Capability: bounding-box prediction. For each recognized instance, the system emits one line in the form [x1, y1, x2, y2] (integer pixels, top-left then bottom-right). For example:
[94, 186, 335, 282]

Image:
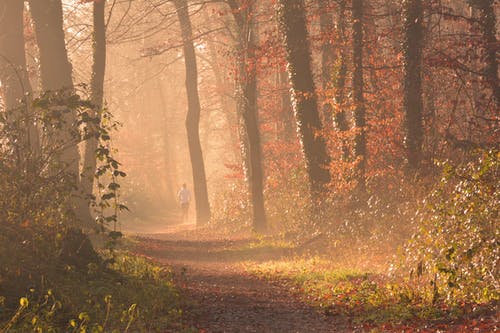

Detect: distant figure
[177, 183, 191, 223]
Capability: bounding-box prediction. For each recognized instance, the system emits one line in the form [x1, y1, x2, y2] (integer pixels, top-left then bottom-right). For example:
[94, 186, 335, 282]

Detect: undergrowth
[247, 256, 497, 332]
[0, 224, 191, 332]
[0, 91, 193, 332]
[242, 150, 498, 331]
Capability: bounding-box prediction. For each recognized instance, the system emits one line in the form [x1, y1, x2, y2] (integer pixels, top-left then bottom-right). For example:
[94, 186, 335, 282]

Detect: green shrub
[0, 90, 188, 332]
[0, 250, 186, 332]
[404, 149, 499, 304]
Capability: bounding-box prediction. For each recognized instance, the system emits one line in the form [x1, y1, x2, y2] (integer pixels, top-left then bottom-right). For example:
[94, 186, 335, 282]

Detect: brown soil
[132, 228, 346, 333]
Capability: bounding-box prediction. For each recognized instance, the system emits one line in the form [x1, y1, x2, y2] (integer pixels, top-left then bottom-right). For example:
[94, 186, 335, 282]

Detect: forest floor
[131, 225, 498, 333]
[133, 227, 345, 333]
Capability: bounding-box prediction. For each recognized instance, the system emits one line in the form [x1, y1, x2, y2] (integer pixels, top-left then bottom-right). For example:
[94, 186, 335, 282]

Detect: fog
[64, 0, 241, 231]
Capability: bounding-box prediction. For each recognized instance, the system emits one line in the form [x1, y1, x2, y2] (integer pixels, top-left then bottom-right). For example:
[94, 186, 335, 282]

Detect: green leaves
[404, 149, 499, 304]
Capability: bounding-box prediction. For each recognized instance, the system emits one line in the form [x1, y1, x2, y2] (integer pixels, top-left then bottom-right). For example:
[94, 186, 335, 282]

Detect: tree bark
[0, 1, 39, 154]
[319, 0, 334, 125]
[402, 0, 424, 170]
[29, 0, 74, 92]
[333, 0, 349, 161]
[277, 0, 331, 201]
[352, 0, 366, 192]
[474, 0, 499, 109]
[81, 0, 107, 220]
[279, 69, 295, 140]
[241, 22, 267, 233]
[174, 0, 211, 225]
[227, 0, 267, 233]
[29, 0, 89, 226]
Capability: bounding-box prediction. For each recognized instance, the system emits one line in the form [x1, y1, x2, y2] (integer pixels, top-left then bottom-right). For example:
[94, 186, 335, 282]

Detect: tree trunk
[319, 0, 334, 125]
[402, 0, 424, 170]
[277, 0, 331, 201]
[29, 0, 89, 226]
[228, 0, 267, 233]
[29, 0, 74, 92]
[474, 0, 499, 109]
[241, 22, 267, 233]
[81, 0, 107, 220]
[352, 0, 366, 194]
[174, 0, 211, 225]
[333, 0, 349, 160]
[0, 1, 39, 155]
[279, 69, 295, 140]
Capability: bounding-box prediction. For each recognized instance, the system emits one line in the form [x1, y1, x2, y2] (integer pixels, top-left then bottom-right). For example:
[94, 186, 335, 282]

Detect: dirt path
[133, 231, 344, 333]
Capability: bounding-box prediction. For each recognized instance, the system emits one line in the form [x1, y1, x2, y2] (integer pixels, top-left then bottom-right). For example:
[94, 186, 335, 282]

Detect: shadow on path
[134, 237, 292, 263]
[134, 234, 345, 333]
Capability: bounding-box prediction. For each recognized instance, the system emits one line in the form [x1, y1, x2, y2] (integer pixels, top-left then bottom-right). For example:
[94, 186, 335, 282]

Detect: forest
[0, 0, 498, 332]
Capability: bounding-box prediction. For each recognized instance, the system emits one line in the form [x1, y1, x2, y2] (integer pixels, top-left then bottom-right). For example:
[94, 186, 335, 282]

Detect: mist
[0, 0, 497, 332]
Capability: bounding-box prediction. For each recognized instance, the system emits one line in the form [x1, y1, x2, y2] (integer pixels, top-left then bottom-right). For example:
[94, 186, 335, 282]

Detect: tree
[227, 0, 267, 232]
[470, 0, 499, 109]
[352, 0, 366, 193]
[81, 0, 107, 221]
[402, 0, 424, 170]
[277, 0, 331, 201]
[319, 0, 335, 125]
[333, 0, 349, 161]
[174, 0, 211, 225]
[278, 69, 295, 141]
[29, 0, 89, 226]
[0, 0, 39, 153]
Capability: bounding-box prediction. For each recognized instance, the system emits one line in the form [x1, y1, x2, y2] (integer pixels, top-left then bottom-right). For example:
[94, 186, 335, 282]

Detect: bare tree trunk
[319, 0, 334, 125]
[228, 0, 267, 233]
[277, 0, 331, 201]
[473, 0, 499, 109]
[402, 0, 424, 170]
[242, 22, 267, 233]
[174, 0, 211, 225]
[29, 0, 89, 226]
[81, 0, 107, 221]
[333, 0, 349, 160]
[0, 1, 39, 154]
[352, 0, 366, 193]
[29, 0, 74, 92]
[279, 69, 295, 140]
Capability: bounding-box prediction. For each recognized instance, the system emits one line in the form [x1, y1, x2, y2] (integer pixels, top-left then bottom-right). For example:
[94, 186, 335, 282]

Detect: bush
[209, 180, 252, 233]
[403, 149, 499, 304]
[0, 91, 189, 332]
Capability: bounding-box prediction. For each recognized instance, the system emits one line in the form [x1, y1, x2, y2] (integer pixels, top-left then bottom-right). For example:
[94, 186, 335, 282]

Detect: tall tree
[81, 0, 107, 221]
[29, 0, 90, 226]
[227, 0, 267, 232]
[470, 0, 499, 109]
[0, 1, 39, 153]
[278, 69, 295, 141]
[319, 0, 334, 125]
[174, 0, 211, 225]
[352, 0, 366, 192]
[333, 0, 349, 160]
[277, 0, 331, 201]
[402, 0, 424, 170]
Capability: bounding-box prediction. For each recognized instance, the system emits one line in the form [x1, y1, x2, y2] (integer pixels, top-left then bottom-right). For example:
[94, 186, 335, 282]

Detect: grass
[245, 255, 498, 332]
[0, 228, 194, 333]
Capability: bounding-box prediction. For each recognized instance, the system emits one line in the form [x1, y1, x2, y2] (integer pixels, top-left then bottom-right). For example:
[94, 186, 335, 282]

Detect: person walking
[177, 183, 191, 223]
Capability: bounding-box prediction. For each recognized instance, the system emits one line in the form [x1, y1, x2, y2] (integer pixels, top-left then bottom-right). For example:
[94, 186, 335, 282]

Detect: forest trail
[133, 229, 344, 333]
